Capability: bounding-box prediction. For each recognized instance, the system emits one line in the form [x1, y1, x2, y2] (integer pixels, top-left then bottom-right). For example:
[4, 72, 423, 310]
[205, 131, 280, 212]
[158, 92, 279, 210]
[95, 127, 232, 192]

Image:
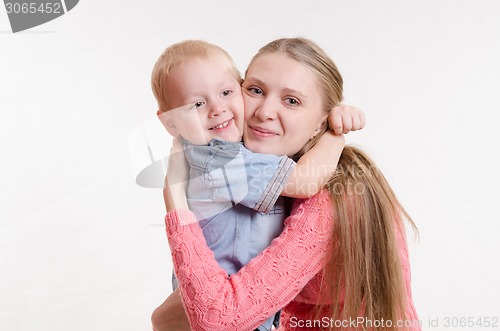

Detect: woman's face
[242, 53, 327, 157]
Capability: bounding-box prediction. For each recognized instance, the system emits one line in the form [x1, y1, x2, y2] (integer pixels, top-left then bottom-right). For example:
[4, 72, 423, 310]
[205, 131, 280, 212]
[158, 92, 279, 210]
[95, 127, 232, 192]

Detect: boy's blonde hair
[151, 40, 242, 112]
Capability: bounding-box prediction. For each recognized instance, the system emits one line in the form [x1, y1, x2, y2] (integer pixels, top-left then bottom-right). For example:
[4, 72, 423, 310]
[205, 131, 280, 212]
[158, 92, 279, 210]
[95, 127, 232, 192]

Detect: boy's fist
[329, 105, 366, 135]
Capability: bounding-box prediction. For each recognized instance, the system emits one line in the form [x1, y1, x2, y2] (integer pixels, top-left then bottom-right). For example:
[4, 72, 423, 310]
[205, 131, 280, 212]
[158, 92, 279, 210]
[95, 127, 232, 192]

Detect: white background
[1, 1, 499, 330]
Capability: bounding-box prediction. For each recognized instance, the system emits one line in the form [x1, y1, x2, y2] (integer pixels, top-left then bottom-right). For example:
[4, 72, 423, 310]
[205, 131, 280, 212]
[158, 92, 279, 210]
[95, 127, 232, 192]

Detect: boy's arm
[189, 142, 294, 214]
[282, 131, 344, 198]
[163, 137, 189, 211]
[281, 104, 364, 198]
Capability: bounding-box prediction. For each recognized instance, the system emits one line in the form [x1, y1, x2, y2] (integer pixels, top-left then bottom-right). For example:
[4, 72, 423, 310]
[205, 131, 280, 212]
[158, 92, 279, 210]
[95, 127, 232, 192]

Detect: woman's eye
[284, 97, 300, 106]
[247, 87, 263, 95]
[221, 89, 232, 97]
[194, 101, 206, 108]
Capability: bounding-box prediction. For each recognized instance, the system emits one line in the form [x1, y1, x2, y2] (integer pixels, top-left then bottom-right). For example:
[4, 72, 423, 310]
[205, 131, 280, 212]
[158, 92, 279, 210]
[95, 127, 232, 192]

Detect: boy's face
[160, 56, 244, 145]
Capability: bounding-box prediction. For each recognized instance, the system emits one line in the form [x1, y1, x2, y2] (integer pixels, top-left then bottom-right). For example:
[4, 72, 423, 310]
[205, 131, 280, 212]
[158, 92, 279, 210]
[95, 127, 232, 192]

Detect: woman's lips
[248, 125, 278, 137]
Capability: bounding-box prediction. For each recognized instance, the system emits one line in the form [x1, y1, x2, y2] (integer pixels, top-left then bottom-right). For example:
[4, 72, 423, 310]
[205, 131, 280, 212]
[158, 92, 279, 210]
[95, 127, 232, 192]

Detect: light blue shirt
[183, 138, 296, 274]
[177, 139, 296, 331]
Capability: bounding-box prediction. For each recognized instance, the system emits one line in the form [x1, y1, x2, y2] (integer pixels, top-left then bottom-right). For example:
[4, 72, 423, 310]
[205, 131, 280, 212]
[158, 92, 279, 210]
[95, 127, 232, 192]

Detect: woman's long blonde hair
[249, 38, 417, 330]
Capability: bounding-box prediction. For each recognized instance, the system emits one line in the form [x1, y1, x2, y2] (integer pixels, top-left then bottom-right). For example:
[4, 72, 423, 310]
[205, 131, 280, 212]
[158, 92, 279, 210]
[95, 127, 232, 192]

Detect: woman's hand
[151, 289, 191, 331]
[329, 104, 366, 135]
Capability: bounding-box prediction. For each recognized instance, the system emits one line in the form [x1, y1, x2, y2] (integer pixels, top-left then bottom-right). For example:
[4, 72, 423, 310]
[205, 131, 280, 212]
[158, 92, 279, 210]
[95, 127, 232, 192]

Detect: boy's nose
[208, 102, 225, 117]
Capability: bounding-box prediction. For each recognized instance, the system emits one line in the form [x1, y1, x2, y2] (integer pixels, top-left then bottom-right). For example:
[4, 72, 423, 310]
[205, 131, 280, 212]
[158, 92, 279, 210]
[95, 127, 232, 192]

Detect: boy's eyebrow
[188, 76, 239, 96]
[216, 73, 241, 87]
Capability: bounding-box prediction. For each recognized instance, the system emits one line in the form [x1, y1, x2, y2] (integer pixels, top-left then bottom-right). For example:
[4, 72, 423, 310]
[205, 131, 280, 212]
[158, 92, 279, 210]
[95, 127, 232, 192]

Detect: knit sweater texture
[165, 190, 420, 330]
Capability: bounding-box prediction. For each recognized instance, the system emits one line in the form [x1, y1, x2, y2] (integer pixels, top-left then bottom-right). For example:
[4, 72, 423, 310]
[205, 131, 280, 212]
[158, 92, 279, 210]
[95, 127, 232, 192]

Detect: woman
[156, 38, 419, 330]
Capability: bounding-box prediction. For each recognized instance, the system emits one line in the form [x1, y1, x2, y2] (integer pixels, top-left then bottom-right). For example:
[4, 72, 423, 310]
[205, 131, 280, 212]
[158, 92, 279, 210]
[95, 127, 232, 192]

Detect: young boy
[151, 40, 356, 330]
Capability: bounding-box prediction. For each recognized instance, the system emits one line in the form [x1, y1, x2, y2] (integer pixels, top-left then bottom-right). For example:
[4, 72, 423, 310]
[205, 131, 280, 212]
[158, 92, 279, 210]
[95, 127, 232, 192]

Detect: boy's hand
[329, 104, 366, 135]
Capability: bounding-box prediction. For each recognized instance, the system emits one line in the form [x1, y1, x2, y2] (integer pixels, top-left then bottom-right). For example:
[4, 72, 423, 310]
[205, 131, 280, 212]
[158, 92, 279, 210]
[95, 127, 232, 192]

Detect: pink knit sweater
[165, 190, 420, 330]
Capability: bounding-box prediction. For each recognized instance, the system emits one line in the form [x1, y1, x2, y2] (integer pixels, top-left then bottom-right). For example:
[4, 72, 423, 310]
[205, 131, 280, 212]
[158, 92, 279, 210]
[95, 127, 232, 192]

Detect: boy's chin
[209, 133, 243, 143]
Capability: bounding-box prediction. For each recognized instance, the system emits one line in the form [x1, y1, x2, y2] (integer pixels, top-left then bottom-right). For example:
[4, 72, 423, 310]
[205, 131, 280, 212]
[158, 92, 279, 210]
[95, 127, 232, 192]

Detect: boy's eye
[221, 89, 233, 97]
[194, 101, 205, 108]
[284, 97, 300, 106]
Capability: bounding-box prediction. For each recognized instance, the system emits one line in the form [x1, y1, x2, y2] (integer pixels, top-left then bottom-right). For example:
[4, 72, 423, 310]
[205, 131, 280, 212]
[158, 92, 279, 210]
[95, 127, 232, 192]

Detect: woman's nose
[254, 98, 277, 121]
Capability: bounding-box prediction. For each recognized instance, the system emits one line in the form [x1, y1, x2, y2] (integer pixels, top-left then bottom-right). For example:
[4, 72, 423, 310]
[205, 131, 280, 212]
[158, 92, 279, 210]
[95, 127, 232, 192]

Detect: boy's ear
[157, 110, 180, 137]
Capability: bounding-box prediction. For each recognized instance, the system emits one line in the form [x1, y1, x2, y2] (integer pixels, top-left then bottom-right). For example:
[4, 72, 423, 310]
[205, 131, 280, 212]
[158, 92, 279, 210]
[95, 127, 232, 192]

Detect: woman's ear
[311, 115, 328, 139]
[157, 110, 180, 137]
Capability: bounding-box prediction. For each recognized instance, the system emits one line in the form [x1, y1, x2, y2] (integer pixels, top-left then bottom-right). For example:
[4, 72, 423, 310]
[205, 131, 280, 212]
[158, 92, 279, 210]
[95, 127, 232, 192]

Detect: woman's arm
[165, 190, 334, 331]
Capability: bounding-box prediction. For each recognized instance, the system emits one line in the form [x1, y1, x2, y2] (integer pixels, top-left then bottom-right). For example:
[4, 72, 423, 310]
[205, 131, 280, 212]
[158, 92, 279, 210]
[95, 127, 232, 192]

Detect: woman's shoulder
[285, 190, 334, 231]
[291, 189, 332, 215]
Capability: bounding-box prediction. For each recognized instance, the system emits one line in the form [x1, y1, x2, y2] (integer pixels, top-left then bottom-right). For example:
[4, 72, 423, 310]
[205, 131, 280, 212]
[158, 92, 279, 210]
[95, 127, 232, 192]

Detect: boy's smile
[162, 56, 245, 145]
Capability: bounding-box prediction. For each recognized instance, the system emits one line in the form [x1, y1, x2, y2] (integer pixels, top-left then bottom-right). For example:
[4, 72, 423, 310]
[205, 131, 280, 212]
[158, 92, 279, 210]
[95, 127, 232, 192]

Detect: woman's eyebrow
[243, 77, 266, 87]
[283, 88, 308, 100]
[244, 77, 308, 100]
